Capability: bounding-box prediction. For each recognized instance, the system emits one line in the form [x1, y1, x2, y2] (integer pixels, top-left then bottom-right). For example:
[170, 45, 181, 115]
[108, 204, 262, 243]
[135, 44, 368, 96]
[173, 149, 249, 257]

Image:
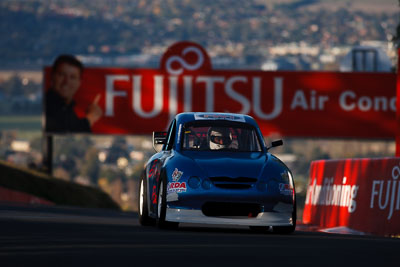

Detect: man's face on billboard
[52, 62, 81, 104]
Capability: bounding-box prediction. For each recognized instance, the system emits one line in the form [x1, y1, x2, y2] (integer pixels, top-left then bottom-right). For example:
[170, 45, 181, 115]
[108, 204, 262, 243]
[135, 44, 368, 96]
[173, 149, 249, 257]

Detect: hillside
[0, 160, 120, 210]
[0, 0, 397, 69]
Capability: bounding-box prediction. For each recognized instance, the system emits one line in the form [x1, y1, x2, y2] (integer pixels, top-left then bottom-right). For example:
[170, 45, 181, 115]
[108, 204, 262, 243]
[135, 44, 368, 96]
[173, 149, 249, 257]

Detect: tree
[54, 136, 94, 179]
[81, 146, 100, 184]
[105, 136, 129, 164]
[0, 75, 24, 97]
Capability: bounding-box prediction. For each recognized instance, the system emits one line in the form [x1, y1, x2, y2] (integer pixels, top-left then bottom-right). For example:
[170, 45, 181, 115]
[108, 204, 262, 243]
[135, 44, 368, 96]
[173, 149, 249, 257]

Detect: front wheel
[138, 174, 155, 226]
[156, 176, 179, 229]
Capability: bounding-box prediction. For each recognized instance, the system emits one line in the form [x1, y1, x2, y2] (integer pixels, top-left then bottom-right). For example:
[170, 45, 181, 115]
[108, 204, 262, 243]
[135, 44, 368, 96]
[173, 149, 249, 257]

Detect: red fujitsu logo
[160, 41, 211, 75]
[103, 41, 283, 126]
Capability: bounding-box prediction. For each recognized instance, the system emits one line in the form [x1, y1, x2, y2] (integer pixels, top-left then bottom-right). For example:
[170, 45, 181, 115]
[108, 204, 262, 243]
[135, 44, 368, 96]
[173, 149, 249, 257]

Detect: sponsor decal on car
[167, 182, 187, 194]
[194, 113, 246, 122]
[172, 168, 183, 181]
[279, 183, 294, 196]
[148, 159, 160, 205]
[166, 192, 179, 202]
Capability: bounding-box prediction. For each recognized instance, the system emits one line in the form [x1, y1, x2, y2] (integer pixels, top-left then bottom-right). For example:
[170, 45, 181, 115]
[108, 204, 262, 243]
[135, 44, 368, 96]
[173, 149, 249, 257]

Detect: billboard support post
[42, 135, 53, 176]
[396, 48, 400, 157]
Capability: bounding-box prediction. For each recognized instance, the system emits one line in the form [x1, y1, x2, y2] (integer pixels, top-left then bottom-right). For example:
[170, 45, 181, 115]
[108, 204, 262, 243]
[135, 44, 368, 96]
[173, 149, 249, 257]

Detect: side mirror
[267, 139, 283, 150]
[153, 131, 167, 152]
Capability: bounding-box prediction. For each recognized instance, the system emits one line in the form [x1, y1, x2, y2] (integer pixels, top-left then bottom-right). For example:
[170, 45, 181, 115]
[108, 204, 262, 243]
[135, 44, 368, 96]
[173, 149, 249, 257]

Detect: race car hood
[186, 152, 267, 179]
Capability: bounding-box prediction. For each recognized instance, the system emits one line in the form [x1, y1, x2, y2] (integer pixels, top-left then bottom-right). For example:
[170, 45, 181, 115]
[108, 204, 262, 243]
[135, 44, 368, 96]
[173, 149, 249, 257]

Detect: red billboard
[44, 41, 396, 137]
[303, 158, 400, 236]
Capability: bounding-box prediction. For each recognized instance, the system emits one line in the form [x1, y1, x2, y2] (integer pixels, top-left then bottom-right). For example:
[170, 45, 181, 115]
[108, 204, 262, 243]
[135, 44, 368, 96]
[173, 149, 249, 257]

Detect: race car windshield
[181, 121, 262, 152]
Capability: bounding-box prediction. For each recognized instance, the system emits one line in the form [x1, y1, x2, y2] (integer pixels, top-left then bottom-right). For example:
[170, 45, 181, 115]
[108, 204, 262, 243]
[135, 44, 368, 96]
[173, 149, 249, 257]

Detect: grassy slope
[0, 160, 120, 210]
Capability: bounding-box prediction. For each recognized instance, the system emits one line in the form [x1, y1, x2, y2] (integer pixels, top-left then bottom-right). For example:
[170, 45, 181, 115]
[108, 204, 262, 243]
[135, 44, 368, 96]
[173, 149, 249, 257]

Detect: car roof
[175, 112, 258, 127]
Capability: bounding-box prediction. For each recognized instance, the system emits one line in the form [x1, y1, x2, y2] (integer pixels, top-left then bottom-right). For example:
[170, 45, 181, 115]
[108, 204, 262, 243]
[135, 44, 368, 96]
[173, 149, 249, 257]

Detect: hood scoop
[209, 176, 257, 189]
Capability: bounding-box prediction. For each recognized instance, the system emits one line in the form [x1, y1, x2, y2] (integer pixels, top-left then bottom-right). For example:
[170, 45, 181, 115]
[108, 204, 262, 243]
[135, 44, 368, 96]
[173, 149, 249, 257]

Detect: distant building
[340, 46, 393, 72]
[261, 55, 311, 71]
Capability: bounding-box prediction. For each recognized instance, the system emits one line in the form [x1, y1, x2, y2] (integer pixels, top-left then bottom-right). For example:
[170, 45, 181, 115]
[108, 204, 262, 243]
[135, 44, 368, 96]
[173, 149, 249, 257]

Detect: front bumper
[166, 203, 294, 226]
[164, 178, 295, 226]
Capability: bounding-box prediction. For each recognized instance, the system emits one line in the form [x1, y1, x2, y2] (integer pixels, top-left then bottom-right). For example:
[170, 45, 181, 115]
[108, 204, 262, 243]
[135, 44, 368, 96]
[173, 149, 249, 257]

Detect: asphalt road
[0, 204, 399, 267]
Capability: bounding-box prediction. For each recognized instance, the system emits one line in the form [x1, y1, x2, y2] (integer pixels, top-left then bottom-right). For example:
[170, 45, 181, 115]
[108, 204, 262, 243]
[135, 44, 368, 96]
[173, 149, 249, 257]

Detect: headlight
[281, 171, 294, 187]
[279, 171, 295, 197]
[201, 178, 212, 190]
[288, 171, 294, 188]
[188, 176, 201, 189]
[281, 172, 289, 184]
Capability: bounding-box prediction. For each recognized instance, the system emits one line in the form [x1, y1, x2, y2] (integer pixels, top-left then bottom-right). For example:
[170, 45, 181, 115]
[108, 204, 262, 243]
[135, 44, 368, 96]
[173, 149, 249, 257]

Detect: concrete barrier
[302, 158, 400, 237]
[0, 186, 54, 206]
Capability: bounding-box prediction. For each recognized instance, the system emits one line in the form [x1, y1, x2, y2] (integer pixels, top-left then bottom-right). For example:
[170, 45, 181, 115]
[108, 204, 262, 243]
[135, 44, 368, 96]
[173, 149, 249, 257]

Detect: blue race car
[138, 112, 296, 233]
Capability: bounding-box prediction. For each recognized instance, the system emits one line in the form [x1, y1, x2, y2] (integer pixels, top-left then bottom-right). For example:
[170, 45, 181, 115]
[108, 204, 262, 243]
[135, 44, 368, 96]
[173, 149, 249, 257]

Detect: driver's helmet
[208, 127, 232, 150]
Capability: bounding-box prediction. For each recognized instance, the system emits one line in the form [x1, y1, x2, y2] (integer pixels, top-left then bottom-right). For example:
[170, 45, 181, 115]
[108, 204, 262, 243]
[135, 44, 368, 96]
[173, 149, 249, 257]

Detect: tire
[156, 176, 179, 229]
[138, 173, 155, 226]
[273, 201, 297, 234]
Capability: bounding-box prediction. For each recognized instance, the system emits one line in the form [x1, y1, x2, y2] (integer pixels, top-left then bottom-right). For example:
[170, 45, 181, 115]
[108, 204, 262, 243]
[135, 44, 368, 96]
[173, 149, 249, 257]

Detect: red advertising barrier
[0, 186, 54, 206]
[44, 41, 397, 137]
[302, 158, 400, 236]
